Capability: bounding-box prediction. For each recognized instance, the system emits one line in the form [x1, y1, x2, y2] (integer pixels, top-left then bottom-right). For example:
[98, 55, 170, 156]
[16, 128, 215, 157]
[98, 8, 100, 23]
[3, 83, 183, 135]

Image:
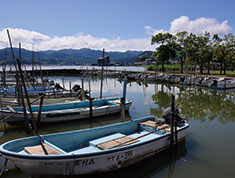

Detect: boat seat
[158, 124, 170, 130]
[89, 133, 125, 147]
[24, 141, 66, 155]
[24, 144, 60, 155]
[110, 100, 121, 104]
[97, 136, 139, 150]
[140, 120, 158, 127]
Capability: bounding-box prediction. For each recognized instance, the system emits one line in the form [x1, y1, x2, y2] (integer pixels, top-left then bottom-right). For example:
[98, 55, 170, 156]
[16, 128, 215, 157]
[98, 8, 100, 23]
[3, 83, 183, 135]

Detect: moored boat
[0, 115, 189, 177]
[209, 78, 235, 89]
[0, 97, 132, 125]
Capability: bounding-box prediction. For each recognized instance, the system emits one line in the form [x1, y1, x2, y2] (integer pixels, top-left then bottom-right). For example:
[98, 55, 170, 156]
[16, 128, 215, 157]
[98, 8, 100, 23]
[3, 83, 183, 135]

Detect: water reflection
[1, 76, 235, 178]
[149, 83, 235, 124]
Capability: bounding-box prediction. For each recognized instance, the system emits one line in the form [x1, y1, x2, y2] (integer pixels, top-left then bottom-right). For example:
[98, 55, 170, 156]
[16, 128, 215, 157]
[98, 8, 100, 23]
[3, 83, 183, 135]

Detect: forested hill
[0, 48, 144, 65]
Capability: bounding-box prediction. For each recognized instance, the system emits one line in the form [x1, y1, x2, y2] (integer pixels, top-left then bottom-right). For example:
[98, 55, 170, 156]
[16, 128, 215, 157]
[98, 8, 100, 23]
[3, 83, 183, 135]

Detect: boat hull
[4, 129, 187, 177]
[0, 98, 132, 125]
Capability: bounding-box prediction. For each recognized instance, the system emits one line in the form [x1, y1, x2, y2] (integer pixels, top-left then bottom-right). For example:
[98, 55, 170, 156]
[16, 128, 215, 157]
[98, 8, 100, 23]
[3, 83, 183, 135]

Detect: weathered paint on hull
[3, 103, 131, 125]
[5, 129, 187, 177]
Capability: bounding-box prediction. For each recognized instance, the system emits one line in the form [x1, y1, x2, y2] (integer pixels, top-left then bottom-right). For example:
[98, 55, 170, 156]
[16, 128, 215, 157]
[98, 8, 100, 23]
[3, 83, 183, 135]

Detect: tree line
[151, 31, 235, 75]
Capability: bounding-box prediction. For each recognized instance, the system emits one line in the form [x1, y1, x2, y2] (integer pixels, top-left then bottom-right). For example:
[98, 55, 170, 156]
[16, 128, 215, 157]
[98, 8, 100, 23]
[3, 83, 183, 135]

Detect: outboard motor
[55, 83, 64, 90]
[72, 84, 81, 92]
[73, 84, 89, 100]
[49, 80, 55, 86]
[162, 107, 185, 124]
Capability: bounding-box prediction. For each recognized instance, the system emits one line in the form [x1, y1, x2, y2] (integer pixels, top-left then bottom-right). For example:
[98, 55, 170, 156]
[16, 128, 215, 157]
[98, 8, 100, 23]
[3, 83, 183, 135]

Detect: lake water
[0, 65, 146, 72]
[0, 76, 235, 178]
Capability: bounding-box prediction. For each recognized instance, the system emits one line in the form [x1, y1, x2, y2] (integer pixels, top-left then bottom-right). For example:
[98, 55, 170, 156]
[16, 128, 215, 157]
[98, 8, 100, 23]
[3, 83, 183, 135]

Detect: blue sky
[0, 0, 234, 51]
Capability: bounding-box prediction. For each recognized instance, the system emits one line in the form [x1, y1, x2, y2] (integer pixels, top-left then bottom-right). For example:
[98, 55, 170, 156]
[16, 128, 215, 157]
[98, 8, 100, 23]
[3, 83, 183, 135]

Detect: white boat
[0, 115, 189, 177]
[195, 77, 210, 87]
[0, 97, 132, 125]
[179, 75, 196, 85]
[210, 78, 235, 89]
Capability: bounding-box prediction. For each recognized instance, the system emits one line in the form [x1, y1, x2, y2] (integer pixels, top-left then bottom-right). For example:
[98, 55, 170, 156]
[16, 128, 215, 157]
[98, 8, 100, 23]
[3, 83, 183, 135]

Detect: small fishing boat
[168, 75, 182, 84]
[195, 77, 211, 87]
[0, 115, 189, 177]
[157, 73, 172, 82]
[180, 75, 196, 85]
[0, 97, 132, 125]
[209, 78, 235, 89]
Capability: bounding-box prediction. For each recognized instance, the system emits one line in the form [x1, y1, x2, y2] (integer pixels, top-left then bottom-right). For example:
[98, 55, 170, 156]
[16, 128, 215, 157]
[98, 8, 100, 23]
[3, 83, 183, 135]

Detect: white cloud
[0, 28, 154, 52]
[0, 28, 50, 46]
[144, 26, 168, 35]
[146, 16, 232, 36]
[1, 16, 232, 52]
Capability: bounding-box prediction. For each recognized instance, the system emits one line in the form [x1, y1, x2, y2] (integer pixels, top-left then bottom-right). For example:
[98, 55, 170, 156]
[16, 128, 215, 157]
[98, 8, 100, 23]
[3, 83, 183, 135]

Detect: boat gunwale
[0, 117, 189, 160]
[0, 97, 130, 114]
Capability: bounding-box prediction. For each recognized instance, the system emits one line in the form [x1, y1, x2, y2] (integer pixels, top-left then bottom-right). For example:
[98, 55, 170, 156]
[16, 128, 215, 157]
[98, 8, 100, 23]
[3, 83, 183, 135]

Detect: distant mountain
[0, 48, 146, 65]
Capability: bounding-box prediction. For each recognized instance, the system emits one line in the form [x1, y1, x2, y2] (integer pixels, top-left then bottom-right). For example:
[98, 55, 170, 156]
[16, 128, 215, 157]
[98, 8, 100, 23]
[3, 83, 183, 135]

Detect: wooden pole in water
[19, 83, 32, 133]
[7, 29, 21, 105]
[62, 75, 65, 89]
[69, 81, 72, 96]
[32, 45, 35, 86]
[89, 97, 94, 119]
[100, 48, 105, 99]
[38, 52, 44, 87]
[37, 94, 45, 127]
[81, 76, 84, 90]
[170, 94, 175, 148]
[122, 77, 127, 101]
[2, 49, 7, 87]
[89, 80, 91, 98]
[120, 97, 125, 122]
[16, 58, 38, 135]
[19, 43, 32, 133]
[174, 113, 178, 146]
[0, 98, 7, 133]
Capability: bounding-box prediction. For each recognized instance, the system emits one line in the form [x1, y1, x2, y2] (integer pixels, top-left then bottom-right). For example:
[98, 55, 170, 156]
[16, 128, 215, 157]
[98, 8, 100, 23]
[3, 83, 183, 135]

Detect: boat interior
[1, 117, 187, 156]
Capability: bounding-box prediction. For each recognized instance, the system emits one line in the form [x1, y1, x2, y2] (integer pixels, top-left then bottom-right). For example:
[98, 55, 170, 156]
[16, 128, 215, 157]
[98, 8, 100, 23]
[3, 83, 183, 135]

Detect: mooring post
[62, 75, 65, 89]
[7, 29, 21, 106]
[16, 58, 38, 135]
[100, 48, 105, 99]
[69, 81, 72, 96]
[120, 97, 125, 122]
[81, 76, 84, 90]
[19, 83, 32, 134]
[0, 98, 7, 133]
[170, 94, 175, 148]
[19, 43, 32, 133]
[122, 77, 127, 101]
[89, 97, 94, 119]
[88, 80, 91, 98]
[37, 93, 45, 127]
[174, 113, 178, 147]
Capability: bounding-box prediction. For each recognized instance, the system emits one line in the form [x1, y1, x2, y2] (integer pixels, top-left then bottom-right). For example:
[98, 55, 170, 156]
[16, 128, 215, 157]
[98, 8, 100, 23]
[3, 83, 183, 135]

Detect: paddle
[113, 123, 169, 148]
[39, 136, 48, 155]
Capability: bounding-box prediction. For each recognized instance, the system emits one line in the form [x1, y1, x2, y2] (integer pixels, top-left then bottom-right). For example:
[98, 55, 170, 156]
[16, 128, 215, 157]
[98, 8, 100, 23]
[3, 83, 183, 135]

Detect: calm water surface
[0, 76, 235, 178]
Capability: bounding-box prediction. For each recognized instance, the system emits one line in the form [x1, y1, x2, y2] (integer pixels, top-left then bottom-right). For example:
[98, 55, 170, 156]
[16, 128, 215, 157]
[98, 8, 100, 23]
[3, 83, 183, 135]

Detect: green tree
[224, 33, 235, 73]
[175, 31, 188, 73]
[151, 33, 177, 72]
[212, 34, 225, 75]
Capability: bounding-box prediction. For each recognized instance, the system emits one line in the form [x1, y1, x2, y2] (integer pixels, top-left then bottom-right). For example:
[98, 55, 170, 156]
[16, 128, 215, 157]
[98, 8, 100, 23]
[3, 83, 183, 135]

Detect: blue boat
[0, 97, 132, 125]
[0, 115, 189, 177]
